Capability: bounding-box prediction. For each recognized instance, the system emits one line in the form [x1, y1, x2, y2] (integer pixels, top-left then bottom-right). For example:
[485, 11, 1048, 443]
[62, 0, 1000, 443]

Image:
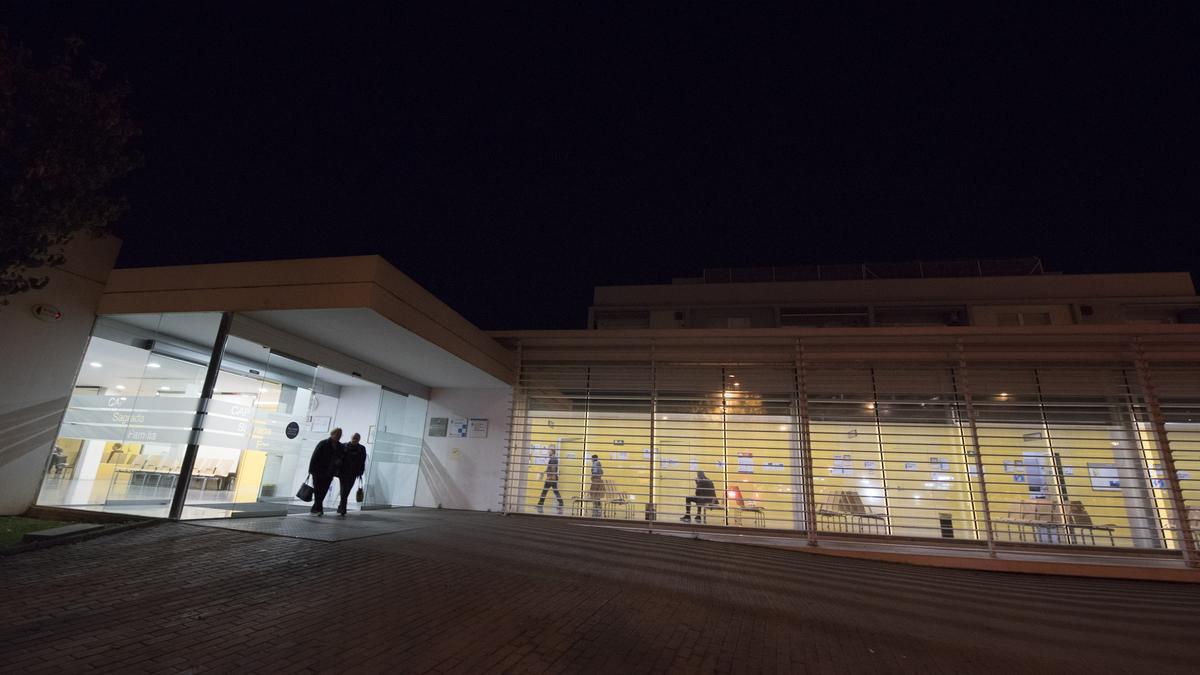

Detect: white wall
[0, 235, 121, 514]
[331, 384, 382, 454]
[414, 387, 511, 512]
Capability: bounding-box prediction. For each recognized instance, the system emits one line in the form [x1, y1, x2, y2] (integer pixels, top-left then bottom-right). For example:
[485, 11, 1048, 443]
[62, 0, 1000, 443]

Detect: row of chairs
[564, 479, 769, 526]
[995, 499, 1117, 546]
[112, 455, 237, 492]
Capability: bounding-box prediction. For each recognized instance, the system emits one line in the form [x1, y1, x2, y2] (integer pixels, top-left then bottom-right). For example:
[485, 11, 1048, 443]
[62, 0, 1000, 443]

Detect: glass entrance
[363, 388, 428, 508]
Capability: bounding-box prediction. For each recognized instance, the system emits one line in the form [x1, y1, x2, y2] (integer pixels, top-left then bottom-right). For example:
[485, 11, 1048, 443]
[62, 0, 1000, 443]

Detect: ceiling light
[89, 362, 103, 368]
[159, 386, 170, 391]
[146, 362, 161, 369]
[999, 392, 1009, 397]
[115, 384, 126, 390]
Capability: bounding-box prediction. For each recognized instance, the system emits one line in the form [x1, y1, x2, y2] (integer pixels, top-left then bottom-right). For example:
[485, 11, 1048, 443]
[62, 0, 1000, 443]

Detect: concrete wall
[0, 235, 121, 515]
[414, 387, 511, 512]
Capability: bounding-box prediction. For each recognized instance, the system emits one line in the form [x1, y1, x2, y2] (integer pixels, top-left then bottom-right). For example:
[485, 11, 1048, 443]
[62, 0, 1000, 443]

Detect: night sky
[6, 3, 1200, 329]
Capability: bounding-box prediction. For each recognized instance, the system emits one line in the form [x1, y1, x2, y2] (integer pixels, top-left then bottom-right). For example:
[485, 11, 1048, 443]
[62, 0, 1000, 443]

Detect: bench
[816, 490, 886, 534]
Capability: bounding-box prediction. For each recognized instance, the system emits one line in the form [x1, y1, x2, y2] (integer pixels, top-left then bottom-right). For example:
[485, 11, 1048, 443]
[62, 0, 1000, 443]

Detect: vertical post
[1033, 368, 1071, 540]
[955, 341, 997, 558]
[869, 367, 893, 535]
[648, 342, 657, 529]
[168, 311, 233, 520]
[1132, 340, 1196, 565]
[721, 366, 730, 526]
[501, 341, 523, 514]
[795, 340, 818, 546]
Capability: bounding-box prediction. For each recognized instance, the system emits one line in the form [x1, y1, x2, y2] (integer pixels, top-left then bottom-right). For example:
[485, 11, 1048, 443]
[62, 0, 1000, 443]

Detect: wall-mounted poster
[928, 457, 950, 471]
[428, 417, 448, 437]
[449, 417, 468, 438]
[1088, 463, 1121, 491]
[468, 418, 489, 438]
[1003, 459, 1024, 474]
[737, 452, 754, 474]
[309, 416, 331, 433]
[832, 454, 852, 476]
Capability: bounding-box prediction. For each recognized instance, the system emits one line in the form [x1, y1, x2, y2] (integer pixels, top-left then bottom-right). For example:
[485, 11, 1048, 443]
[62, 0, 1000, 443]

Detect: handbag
[296, 476, 315, 502]
[355, 480, 364, 503]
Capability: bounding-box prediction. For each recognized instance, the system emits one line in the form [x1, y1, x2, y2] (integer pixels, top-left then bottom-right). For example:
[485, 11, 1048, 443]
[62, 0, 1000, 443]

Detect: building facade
[6, 253, 1200, 566]
[590, 258, 1200, 329]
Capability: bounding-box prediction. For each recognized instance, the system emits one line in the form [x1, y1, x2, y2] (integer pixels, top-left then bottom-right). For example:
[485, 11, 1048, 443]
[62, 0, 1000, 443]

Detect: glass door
[363, 389, 427, 508]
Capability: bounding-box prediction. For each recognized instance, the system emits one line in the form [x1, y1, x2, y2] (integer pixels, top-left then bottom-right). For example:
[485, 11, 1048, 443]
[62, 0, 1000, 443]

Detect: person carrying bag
[337, 432, 369, 516]
[296, 475, 315, 502]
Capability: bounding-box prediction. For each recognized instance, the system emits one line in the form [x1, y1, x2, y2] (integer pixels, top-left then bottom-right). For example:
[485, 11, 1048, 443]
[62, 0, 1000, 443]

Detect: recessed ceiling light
[115, 385, 126, 390]
[159, 386, 170, 391]
[89, 362, 103, 368]
[146, 362, 161, 369]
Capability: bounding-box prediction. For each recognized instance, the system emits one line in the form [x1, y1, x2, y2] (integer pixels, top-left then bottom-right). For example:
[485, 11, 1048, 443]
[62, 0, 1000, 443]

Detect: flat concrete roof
[593, 272, 1198, 307]
[99, 256, 514, 388]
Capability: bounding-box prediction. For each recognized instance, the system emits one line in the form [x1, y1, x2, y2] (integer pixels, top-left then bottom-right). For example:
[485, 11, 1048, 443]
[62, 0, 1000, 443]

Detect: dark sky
[6, 3, 1200, 329]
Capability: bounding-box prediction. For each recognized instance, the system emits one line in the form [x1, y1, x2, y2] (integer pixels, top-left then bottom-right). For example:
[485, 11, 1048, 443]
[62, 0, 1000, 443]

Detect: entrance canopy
[97, 256, 514, 391]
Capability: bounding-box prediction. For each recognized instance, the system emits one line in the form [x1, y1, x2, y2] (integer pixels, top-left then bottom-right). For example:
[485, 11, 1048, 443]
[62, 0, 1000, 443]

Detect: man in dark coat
[307, 427, 343, 516]
[681, 471, 718, 523]
[337, 432, 368, 516]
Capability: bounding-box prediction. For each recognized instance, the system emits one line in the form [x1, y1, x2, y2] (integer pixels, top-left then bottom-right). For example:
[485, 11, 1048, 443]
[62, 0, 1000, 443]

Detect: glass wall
[37, 313, 224, 518]
[39, 316, 429, 519]
[509, 357, 1198, 554]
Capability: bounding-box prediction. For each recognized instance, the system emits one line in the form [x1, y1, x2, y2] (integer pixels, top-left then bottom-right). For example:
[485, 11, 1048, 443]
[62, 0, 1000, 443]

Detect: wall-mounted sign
[428, 417, 448, 437]
[285, 422, 300, 439]
[449, 417, 468, 438]
[468, 418, 489, 438]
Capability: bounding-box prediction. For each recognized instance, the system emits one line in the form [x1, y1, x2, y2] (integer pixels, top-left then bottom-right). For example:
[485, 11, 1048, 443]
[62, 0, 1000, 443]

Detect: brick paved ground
[3, 508, 1200, 674]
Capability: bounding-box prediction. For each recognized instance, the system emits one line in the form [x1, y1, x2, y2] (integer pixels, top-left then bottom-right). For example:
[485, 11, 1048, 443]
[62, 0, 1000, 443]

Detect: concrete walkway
[2, 508, 1199, 673]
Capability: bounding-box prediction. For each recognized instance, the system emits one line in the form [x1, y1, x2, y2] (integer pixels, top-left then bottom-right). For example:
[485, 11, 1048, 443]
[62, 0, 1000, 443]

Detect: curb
[0, 519, 159, 557]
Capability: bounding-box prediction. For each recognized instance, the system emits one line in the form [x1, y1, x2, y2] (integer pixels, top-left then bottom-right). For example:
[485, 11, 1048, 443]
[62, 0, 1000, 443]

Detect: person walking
[536, 447, 563, 514]
[588, 454, 605, 517]
[307, 428, 343, 516]
[681, 470, 717, 523]
[336, 432, 368, 516]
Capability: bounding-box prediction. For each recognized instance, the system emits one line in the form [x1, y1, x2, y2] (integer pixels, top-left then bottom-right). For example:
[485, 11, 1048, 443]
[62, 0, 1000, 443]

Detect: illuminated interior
[510, 361, 1197, 550]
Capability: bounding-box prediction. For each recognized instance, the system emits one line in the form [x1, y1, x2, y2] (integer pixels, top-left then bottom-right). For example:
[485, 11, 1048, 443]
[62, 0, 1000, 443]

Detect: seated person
[47, 446, 68, 475]
[681, 471, 718, 523]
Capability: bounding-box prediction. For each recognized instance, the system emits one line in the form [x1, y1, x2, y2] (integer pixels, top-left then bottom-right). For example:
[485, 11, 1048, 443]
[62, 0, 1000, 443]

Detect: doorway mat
[186, 512, 427, 541]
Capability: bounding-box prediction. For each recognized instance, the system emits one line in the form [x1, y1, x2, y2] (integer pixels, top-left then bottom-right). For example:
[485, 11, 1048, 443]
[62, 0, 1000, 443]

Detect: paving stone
[0, 508, 1199, 673]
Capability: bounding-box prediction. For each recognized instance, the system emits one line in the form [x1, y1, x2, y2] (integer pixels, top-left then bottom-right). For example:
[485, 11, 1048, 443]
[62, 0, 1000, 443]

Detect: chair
[192, 459, 219, 491]
[996, 499, 1060, 543]
[1063, 501, 1116, 546]
[601, 479, 634, 519]
[213, 459, 236, 491]
[817, 491, 885, 534]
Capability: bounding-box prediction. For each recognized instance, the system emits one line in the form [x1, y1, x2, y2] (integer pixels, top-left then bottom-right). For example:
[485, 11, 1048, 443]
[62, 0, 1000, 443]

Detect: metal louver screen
[503, 347, 1198, 557]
